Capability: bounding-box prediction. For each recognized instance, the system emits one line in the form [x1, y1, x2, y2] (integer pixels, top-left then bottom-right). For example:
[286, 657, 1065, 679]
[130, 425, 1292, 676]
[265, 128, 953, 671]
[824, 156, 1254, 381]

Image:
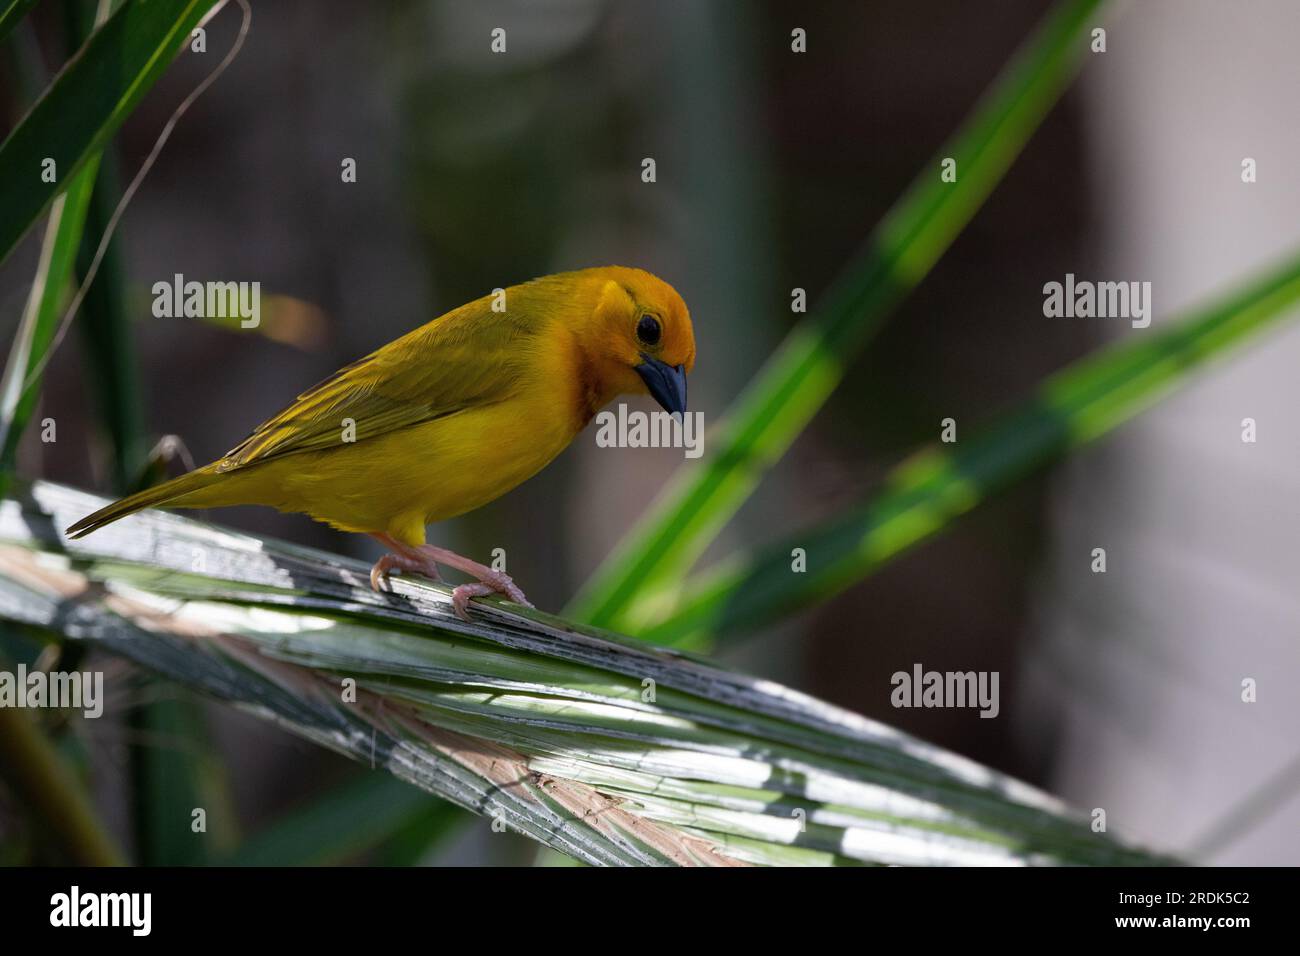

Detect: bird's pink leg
[367, 534, 533, 621]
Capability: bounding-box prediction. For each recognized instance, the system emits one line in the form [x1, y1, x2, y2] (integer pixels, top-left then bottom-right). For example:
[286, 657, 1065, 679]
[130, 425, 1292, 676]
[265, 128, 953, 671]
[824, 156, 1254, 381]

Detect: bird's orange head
[580, 266, 695, 416]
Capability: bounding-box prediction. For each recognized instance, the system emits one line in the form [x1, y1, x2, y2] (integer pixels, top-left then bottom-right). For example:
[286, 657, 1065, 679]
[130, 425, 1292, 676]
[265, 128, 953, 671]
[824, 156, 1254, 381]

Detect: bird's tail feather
[66, 465, 224, 539]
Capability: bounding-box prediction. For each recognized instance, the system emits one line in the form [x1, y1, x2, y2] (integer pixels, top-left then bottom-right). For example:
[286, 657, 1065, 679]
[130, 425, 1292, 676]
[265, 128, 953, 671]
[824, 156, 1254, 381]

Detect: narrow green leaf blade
[568, 0, 1106, 630]
[0, 0, 219, 268]
[0, 156, 100, 470]
[644, 248, 1300, 646]
[129, 688, 220, 865]
[0, 0, 38, 48]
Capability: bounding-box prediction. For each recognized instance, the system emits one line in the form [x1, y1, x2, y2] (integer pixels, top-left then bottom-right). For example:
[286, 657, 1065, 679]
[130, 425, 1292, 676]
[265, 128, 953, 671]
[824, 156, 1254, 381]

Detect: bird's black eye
[636, 314, 662, 346]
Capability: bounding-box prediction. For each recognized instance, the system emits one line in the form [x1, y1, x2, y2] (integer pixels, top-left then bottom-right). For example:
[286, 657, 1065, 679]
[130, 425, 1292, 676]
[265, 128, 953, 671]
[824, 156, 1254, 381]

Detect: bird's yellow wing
[218, 298, 540, 471]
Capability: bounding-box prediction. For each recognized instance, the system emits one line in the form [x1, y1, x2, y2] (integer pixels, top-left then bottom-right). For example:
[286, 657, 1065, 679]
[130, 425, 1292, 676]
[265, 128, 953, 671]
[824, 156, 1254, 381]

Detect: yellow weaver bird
[69, 266, 695, 618]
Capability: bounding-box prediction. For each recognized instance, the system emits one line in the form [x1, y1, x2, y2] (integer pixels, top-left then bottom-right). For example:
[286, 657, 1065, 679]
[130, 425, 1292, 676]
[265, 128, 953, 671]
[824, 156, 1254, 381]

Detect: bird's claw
[369, 552, 442, 592]
[370, 554, 400, 591]
[451, 571, 534, 621]
[491, 570, 533, 608]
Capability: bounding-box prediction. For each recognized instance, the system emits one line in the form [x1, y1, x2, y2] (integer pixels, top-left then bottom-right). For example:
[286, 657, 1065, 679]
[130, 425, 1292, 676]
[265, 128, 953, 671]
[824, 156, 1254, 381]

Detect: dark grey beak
[634, 354, 688, 417]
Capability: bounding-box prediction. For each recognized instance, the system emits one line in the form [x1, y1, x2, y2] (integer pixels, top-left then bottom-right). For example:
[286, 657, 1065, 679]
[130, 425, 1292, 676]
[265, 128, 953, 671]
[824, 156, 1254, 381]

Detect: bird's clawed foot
[368, 551, 443, 591]
[368, 534, 533, 621]
[451, 569, 532, 621]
